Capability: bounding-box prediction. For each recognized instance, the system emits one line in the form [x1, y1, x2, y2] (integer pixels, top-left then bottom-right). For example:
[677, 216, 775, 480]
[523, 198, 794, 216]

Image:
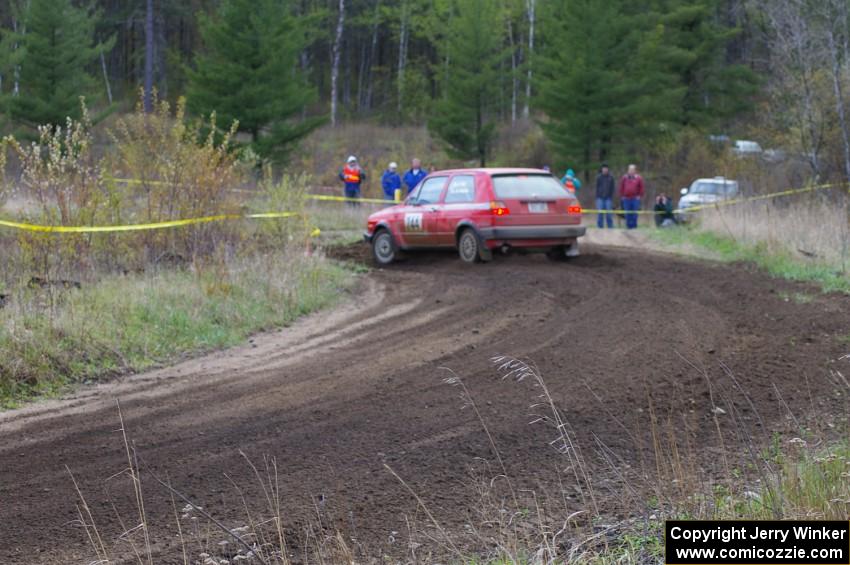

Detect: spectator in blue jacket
[381, 162, 402, 201]
[403, 158, 428, 196]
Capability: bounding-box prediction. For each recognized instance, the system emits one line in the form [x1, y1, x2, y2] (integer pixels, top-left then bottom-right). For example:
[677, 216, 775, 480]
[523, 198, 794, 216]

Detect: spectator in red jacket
[619, 164, 645, 229]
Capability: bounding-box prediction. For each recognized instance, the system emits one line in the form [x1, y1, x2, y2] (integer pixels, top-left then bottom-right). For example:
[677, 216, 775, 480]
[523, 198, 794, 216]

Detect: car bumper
[478, 225, 587, 240]
[363, 231, 374, 243]
[675, 209, 695, 221]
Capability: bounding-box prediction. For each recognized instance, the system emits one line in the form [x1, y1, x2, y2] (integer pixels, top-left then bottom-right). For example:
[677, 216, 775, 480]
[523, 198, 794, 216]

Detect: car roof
[695, 177, 738, 184]
[427, 167, 552, 176]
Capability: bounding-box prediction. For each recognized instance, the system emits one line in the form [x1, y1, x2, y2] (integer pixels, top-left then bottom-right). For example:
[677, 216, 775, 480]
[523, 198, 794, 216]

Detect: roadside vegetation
[0, 254, 353, 408]
[649, 225, 850, 294]
[0, 99, 358, 408]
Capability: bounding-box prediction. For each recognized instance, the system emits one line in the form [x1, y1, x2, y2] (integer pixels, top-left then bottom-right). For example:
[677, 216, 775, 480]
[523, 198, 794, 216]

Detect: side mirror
[680, 187, 688, 196]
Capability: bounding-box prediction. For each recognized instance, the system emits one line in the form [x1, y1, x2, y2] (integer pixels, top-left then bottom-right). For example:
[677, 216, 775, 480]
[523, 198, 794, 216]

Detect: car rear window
[492, 174, 567, 199]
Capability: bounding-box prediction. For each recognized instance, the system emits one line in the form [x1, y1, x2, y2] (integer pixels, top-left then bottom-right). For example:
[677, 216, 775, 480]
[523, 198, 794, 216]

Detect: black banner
[665, 521, 850, 564]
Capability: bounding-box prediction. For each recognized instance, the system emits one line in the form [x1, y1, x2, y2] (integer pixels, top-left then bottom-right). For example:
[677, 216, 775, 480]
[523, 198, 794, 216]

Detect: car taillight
[568, 205, 582, 215]
[367, 219, 378, 231]
[490, 201, 510, 216]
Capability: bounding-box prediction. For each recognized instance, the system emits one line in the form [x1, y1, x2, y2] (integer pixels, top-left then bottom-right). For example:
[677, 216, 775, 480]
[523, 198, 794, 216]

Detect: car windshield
[492, 174, 567, 199]
[690, 181, 737, 195]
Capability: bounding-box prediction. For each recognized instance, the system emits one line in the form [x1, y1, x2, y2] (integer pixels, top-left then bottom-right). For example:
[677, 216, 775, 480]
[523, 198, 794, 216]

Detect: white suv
[677, 177, 739, 221]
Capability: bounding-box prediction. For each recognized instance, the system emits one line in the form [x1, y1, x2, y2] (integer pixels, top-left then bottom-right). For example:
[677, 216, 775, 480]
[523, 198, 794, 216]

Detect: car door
[438, 174, 479, 246]
[402, 176, 448, 247]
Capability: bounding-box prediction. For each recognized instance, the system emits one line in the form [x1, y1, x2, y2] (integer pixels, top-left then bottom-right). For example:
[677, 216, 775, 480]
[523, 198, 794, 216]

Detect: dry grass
[0, 249, 355, 407]
[698, 193, 850, 272]
[289, 122, 451, 199]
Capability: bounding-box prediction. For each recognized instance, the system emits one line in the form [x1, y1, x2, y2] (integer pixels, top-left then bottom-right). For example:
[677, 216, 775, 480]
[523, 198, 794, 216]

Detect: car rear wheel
[458, 228, 489, 264]
[372, 229, 397, 266]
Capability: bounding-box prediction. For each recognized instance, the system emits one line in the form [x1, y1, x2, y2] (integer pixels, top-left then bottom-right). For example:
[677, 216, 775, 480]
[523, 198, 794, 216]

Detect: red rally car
[364, 168, 586, 265]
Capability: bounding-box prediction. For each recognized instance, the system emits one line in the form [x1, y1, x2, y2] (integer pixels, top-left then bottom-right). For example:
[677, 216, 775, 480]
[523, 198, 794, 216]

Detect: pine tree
[187, 0, 320, 162]
[536, 0, 756, 174]
[536, 0, 629, 176]
[656, 0, 758, 128]
[428, 0, 504, 166]
[1, 0, 111, 128]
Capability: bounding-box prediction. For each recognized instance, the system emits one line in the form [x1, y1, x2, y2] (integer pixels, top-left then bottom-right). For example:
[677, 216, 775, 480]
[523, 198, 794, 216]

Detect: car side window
[414, 177, 448, 205]
[444, 175, 476, 204]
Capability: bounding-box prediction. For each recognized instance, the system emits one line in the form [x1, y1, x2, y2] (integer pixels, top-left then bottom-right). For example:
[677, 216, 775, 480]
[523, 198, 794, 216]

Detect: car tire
[371, 229, 397, 266]
[458, 228, 490, 264]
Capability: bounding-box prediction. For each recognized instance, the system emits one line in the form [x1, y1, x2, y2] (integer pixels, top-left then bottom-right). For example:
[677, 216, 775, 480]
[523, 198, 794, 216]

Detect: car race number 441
[404, 213, 424, 231]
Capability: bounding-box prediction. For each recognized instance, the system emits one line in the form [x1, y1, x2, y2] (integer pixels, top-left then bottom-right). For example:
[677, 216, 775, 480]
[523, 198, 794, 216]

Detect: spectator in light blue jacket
[381, 162, 402, 201]
[403, 158, 428, 196]
[560, 168, 582, 193]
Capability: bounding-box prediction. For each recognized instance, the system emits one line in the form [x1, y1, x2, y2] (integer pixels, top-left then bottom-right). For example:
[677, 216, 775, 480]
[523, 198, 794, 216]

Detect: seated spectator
[654, 194, 677, 227]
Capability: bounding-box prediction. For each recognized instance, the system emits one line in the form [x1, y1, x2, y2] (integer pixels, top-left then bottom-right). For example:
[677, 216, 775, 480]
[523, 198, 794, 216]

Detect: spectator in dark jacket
[595, 164, 616, 229]
[654, 194, 676, 227]
[619, 164, 645, 229]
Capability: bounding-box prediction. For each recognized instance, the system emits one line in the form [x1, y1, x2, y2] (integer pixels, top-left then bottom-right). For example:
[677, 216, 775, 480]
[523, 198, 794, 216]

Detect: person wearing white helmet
[381, 161, 402, 202]
[339, 155, 366, 206]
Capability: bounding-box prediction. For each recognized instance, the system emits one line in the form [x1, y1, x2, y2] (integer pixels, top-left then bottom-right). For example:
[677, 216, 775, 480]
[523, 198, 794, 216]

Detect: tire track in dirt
[1, 244, 848, 563]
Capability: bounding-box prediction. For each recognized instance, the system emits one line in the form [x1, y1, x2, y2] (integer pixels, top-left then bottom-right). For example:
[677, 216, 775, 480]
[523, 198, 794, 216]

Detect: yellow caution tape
[105, 176, 168, 186]
[0, 214, 239, 233]
[0, 212, 298, 234]
[244, 212, 299, 219]
[579, 182, 836, 215]
[108, 177, 392, 205]
[307, 194, 388, 205]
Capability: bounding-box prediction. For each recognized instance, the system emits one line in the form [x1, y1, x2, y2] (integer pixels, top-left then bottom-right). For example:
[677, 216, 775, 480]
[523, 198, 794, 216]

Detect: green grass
[649, 226, 850, 293]
[714, 442, 850, 521]
[778, 291, 815, 304]
[0, 252, 357, 408]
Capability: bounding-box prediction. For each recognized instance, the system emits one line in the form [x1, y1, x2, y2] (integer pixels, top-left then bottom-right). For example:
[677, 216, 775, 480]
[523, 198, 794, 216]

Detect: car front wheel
[371, 229, 397, 266]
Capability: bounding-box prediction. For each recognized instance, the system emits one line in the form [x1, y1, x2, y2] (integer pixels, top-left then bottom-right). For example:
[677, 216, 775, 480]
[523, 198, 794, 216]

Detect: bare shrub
[106, 93, 244, 268]
[248, 170, 312, 251]
[3, 101, 108, 282]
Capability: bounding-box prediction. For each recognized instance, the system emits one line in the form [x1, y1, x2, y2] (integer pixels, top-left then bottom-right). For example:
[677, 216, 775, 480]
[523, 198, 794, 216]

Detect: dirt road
[1, 243, 848, 563]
